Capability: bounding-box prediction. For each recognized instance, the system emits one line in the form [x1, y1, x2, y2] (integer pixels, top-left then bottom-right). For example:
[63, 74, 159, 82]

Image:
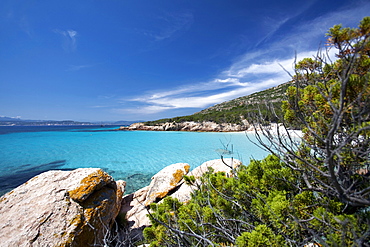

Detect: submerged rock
[0, 168, 124, 247]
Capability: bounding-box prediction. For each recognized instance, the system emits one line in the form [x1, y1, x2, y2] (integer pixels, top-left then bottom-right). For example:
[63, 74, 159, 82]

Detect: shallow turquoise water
[0, 126, 268, 194]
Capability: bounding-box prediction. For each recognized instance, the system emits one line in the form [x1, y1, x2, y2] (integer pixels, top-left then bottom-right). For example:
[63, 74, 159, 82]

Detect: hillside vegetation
[145, 82, 291, 126]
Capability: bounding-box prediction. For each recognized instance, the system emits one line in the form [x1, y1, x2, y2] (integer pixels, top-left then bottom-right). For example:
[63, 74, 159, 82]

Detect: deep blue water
[0, 125, 268, 195]
[0, 125, 98, 135]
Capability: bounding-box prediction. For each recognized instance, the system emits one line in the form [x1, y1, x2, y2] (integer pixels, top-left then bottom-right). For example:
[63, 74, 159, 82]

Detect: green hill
[145, 82, 291, 126]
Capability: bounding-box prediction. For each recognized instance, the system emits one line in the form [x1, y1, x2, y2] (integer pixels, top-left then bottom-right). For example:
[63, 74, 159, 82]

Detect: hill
[145, 82, 291, 126]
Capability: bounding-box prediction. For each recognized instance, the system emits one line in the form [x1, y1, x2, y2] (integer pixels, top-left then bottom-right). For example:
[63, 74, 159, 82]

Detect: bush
[143, 154, 370, 246]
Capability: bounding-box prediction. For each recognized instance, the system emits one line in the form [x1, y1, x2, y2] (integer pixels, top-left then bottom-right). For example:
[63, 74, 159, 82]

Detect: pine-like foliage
[144, 155, 369, 246]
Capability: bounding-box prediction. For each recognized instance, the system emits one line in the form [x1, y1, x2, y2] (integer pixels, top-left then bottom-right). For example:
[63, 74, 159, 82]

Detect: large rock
[189, 158, 242, 178]
[144, 163, 190, 206]
[119, 163, 190, 231]
[171, 158, 242, 202]
[117, 163, 190, 244]
[116, 186, 151, 244]
[121, 186, 151, 229]
[0, 168, 124, 247]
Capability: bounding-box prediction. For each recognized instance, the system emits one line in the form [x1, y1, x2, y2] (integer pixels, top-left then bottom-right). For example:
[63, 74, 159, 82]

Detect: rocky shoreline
[117, 121, 303, 139]
[118, 121, 251, 132]
[0, 158, 241, 246]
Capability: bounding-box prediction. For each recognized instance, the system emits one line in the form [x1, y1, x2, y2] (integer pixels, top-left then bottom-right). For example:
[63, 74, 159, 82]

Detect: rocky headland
[0, 158, 242, 246]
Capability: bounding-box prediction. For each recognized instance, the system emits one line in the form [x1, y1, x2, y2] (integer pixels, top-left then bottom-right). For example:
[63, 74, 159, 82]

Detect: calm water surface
[0, 125, 268, 195]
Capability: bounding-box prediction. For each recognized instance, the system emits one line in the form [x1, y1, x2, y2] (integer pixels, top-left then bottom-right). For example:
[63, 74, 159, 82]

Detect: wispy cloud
[54, 29, 78, 52]
[156, 12, 193, 41]
[225, 50, 320, 78]
[117, 60, 293, 116]
[3, 9, 35, 38]
[66, 64, 94, 71]
[144, 11, 193, 42]
[140, 81, 278, 110]
[116, 3, 370, 117]
[19, 16, 34, 38]
[255, 3, 311, 48]
[118, 49, 315, 116]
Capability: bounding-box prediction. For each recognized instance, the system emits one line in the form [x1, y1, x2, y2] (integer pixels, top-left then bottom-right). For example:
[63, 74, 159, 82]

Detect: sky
[1, 0, 369, 122]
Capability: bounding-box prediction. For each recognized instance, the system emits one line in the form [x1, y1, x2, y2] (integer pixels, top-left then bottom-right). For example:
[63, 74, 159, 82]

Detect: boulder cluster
[119, 121, 250, 132]
[0, 158, 242, 246]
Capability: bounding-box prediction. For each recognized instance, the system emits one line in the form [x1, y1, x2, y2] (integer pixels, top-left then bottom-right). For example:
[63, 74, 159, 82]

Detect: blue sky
[1, 0, 369, 122]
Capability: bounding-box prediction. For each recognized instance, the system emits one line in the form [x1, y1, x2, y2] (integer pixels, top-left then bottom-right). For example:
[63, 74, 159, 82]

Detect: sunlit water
[0, 125, 269, 195]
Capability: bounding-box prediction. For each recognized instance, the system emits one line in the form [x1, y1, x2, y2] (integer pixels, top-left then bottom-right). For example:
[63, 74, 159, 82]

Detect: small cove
[0, 126, 269, 195]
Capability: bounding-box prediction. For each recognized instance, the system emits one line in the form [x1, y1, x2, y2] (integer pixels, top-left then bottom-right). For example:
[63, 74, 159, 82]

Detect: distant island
[0, 117, 139, 126]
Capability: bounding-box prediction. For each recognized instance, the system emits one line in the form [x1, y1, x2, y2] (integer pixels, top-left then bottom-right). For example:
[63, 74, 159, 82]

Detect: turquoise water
[0, 126, 268, 195]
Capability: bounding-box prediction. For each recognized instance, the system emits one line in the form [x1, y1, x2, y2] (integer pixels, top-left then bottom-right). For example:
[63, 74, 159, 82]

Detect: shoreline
[117, 121, 250, 132]
[116, 121, 303, 137]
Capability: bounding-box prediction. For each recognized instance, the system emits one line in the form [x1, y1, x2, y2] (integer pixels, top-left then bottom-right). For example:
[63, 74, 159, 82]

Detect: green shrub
[144, 154, 370, 246]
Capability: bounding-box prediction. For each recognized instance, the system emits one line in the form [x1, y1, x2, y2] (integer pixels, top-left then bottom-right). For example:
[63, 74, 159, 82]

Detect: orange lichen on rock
[68, 169, 114, 203]
[184, 164, 190, 173]
[152, 191, 170, 200]
[61, 173, 121, 246]
[65, 187, 117, 247]
[170, 169, 187, 187]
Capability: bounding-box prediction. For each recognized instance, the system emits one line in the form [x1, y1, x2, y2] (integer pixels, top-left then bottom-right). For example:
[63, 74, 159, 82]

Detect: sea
[0, 125, 269, 196]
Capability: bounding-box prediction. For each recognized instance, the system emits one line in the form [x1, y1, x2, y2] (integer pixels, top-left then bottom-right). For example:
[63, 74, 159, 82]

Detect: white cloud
[132, 78, 244, 103]
[229, 60, 288, 77]
[226, 50, 323, 78]
[54, 29, 78, 51]
[67, 30, 77, 48]
[148, 82, 277, 108]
